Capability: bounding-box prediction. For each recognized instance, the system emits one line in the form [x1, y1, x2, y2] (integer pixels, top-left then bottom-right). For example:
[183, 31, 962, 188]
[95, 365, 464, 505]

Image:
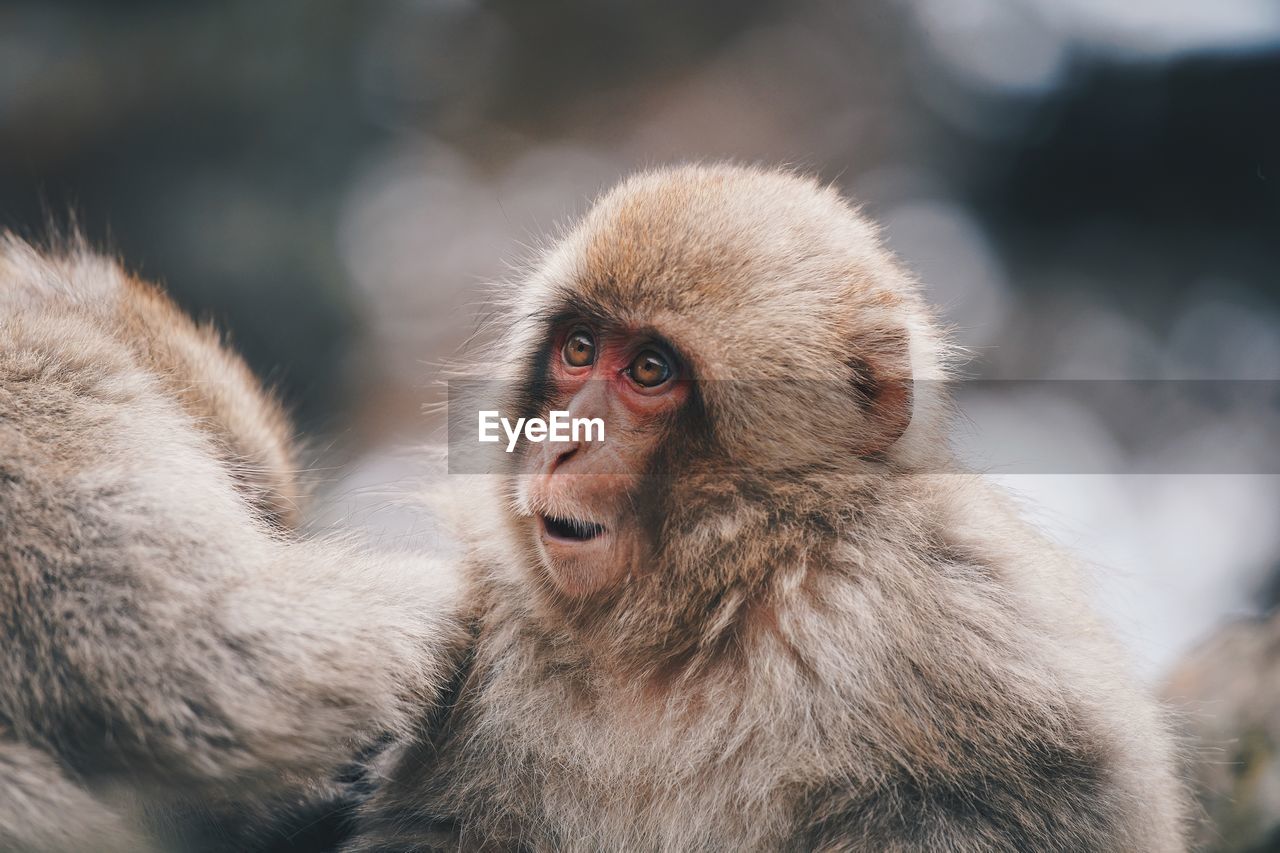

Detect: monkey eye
[562, 329, 595, 368]
[627, 349, 673, 388]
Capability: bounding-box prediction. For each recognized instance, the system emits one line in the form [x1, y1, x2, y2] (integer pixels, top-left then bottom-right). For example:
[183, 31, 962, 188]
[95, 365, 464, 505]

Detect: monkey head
[491, 165, 951, 633]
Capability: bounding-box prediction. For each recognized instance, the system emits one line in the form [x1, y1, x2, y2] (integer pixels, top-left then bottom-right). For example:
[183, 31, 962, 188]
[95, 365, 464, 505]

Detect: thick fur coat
[0, 238, 464, 852]
[350, 165, 1188, 851]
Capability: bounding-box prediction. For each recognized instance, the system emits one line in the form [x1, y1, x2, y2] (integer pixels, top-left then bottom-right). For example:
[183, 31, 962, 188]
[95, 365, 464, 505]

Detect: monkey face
[513, 321, 691, 598]
[498, 165, 942, 602]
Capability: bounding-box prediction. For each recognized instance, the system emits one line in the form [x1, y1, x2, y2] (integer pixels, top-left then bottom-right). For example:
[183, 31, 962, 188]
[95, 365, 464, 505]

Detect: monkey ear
[846, 337, 913, 457]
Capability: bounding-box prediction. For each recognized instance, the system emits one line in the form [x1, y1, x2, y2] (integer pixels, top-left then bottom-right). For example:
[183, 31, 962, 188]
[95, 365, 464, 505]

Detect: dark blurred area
[8, 1, 1274, 425]
[2, 2, 1279, 848]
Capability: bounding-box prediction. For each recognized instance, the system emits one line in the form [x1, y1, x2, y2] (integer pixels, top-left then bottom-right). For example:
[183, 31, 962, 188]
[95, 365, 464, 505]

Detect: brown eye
[562, 330, 595, 368]
[628, 349, 672, 388]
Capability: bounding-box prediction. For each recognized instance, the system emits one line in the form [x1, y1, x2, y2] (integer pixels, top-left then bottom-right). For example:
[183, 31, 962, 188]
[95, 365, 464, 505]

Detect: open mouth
[540, 514, 606, 543]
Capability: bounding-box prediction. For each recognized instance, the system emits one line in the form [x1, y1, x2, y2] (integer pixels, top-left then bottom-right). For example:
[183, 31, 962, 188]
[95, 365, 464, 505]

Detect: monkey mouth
[540, 514, 606, 543]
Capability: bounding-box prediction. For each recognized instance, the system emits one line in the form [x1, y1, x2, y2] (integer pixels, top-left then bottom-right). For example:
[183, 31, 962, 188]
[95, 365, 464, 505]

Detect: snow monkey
[0, 237, 464, 852]
[348, 164, 1189, 852]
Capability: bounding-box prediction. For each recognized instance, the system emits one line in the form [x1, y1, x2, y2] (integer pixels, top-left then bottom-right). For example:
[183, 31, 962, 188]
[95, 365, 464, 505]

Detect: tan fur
[350, 164, 1188, 851]
[0, 237, 466, 851]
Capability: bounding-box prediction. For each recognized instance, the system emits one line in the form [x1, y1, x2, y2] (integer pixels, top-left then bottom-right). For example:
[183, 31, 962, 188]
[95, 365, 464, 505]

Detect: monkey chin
[532, 515, 632, 599]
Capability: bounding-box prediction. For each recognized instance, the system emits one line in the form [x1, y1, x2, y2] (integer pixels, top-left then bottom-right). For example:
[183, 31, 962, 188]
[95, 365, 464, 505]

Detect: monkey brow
[537, 293, 687, 360]
[535, 293, 616, 333]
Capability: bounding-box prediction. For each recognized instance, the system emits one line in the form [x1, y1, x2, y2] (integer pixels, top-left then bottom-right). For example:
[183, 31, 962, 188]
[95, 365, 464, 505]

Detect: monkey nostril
[542, 515, 605, 542]
[550, 445, 579, 473]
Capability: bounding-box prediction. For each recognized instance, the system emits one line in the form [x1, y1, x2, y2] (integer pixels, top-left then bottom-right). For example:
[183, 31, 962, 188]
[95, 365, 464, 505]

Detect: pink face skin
[518, 325, 690, 598]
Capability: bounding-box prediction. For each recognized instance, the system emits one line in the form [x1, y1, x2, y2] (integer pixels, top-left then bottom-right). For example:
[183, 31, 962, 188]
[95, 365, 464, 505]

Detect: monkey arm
[1, 499, 464, 793]
[0, 738, 150, 853]
[0, 327, 466, 810]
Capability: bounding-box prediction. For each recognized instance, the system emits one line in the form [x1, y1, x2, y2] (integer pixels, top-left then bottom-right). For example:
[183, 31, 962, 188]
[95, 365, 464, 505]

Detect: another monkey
[349, 165, 1188, 851]
[0, 237, 464, 852]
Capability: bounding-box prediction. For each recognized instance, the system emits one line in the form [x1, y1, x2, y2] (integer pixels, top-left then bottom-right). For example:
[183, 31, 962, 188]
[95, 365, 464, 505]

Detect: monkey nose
[548, 443, 580, 474]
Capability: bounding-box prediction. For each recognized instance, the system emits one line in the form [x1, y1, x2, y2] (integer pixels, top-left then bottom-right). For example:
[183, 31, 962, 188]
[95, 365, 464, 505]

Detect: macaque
[349, 165, 1189, 851]
[0, 237, 464, 852]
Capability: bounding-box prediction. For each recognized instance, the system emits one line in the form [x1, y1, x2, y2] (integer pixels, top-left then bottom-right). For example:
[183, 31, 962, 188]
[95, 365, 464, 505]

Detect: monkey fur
[0, 237, 464, 852]
[348, 165, 1189, 852]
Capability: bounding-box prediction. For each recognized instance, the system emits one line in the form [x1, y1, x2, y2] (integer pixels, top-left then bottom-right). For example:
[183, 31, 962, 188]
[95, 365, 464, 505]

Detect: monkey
[346, 164, 1190, 852]
[0, 235, 466, 852]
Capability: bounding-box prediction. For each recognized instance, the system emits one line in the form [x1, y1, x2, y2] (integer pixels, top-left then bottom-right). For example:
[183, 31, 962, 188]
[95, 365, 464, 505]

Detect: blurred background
[1, 1, 1277, 847]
